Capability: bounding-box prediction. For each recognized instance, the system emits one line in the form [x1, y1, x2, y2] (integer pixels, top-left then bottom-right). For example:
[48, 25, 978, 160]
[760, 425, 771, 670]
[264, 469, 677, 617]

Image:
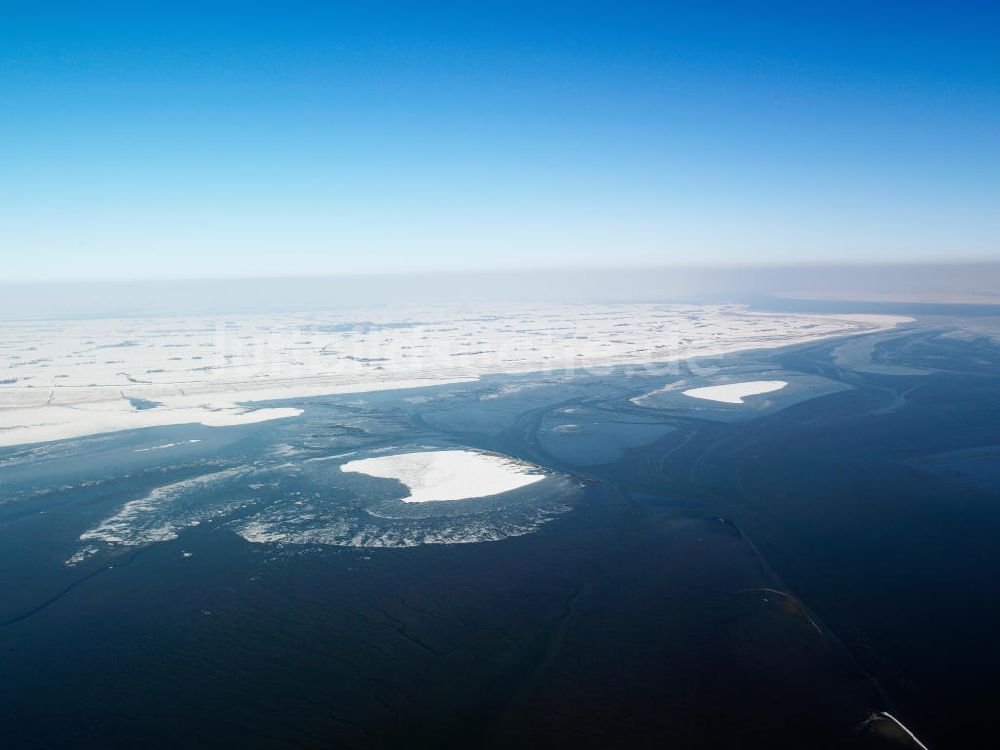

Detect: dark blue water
[3, 320, 998, 748]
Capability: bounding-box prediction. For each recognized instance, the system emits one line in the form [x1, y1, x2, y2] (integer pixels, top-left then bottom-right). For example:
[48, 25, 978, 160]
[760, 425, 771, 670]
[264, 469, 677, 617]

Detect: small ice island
[682, 380, 788, 404]
[341, 449, 544, 503]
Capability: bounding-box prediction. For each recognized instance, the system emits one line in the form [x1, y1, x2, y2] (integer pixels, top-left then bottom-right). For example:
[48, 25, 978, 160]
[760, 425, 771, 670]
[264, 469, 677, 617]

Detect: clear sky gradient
[2, 1, 998, 281]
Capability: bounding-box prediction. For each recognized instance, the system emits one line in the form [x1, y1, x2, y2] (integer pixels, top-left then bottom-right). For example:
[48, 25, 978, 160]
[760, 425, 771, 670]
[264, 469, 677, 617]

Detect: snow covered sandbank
[682, 380, 787, 404]
[341, 450, 544, 503]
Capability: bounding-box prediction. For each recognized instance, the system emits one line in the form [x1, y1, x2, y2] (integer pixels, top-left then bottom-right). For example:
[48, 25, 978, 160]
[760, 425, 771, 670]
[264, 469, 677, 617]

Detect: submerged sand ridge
[341, 450, 544, 502]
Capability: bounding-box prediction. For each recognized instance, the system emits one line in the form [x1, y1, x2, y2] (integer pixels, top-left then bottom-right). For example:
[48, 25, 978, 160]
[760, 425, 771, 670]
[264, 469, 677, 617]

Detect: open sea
[3, 313, 999, 748]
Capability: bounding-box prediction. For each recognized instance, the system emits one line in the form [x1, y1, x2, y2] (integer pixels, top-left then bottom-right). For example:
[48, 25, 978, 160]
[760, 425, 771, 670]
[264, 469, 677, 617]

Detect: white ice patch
[69, 466, 251, 563]
[134, 439, 202, 452]
[231, 500, 573, 549]
[682, 380, 788, 404]
[340, 450, 544, 503]
[64, 545, 101, 566]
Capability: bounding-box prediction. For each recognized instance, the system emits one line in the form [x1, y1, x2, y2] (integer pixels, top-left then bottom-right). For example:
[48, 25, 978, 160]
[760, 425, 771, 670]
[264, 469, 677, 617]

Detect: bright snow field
[682, 380, 788, 404]
[0, 304, 909, 446]
[340, 450, 544, 502]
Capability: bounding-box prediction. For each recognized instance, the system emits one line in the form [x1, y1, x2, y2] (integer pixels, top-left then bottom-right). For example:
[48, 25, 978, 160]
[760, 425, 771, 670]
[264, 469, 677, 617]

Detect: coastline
[0, 306, 912, 448]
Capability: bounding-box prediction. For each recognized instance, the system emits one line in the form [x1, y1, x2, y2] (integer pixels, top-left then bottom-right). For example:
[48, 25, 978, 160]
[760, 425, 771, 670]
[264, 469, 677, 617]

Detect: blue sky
[2, 1, 998, 281]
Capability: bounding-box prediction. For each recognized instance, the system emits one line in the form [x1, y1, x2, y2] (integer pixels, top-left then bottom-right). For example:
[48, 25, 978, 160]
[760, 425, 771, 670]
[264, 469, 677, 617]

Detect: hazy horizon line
[2, 260, 999, 321]
[4, 257, 1000, 288]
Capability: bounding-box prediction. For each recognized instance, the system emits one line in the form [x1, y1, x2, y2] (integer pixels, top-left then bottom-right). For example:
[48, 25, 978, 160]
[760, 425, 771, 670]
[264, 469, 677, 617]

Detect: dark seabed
[3, 314, 1000, 748]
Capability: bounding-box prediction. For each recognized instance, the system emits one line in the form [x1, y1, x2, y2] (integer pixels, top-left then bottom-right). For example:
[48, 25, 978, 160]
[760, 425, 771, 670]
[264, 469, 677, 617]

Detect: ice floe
[68, 466, 252, 564]
[682, 380, 787, 404]
[340, 449, 544, 502]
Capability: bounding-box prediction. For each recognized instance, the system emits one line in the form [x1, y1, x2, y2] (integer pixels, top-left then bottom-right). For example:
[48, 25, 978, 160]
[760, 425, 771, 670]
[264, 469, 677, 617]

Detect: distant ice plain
[0, 304, 911, 447]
